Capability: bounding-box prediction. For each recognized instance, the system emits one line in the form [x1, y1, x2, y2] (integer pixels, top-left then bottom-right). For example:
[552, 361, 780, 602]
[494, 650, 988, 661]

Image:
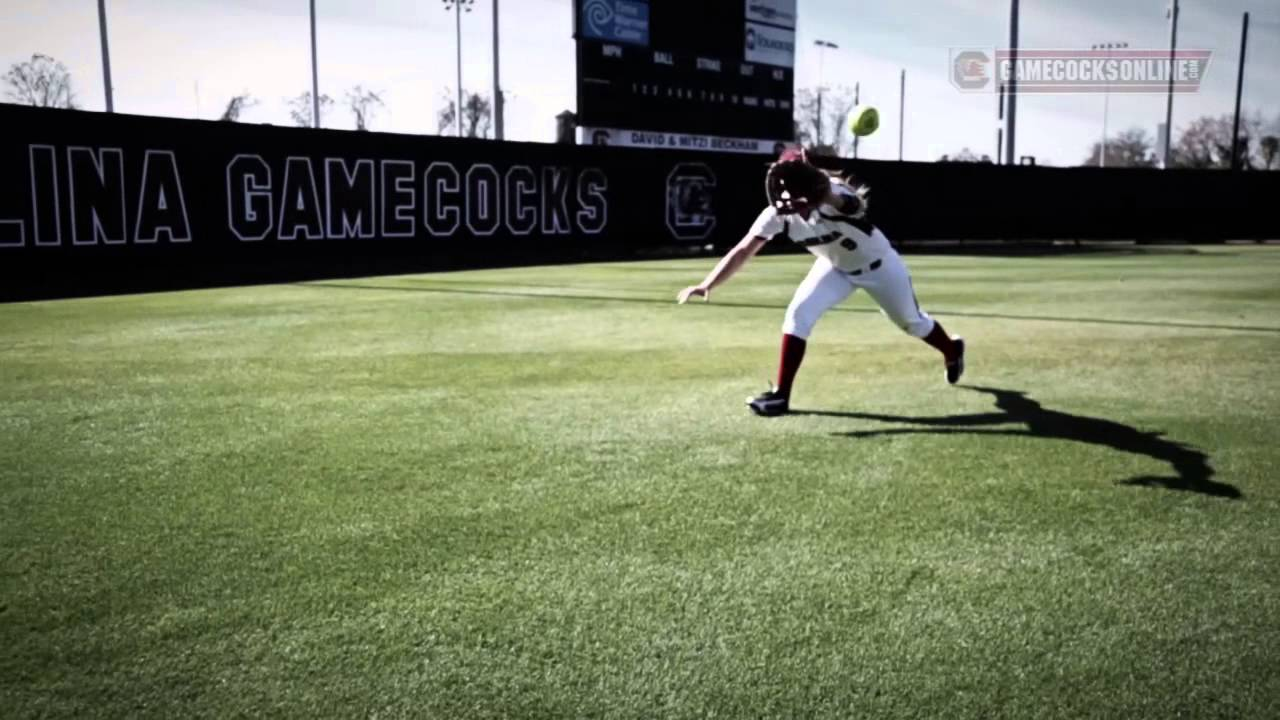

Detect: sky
[1, 0, 1277, 166]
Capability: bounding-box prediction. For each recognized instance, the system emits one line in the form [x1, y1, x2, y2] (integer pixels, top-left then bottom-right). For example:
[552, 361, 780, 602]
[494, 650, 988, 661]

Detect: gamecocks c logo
[665, 163, 717, 241]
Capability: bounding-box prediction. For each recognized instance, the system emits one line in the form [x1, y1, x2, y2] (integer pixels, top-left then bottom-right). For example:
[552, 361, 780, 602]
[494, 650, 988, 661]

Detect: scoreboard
[574, 0, 796, 154]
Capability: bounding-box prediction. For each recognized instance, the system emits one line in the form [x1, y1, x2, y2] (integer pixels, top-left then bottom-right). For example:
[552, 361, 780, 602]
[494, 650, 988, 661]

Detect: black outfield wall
[1, 106, 1276, 300]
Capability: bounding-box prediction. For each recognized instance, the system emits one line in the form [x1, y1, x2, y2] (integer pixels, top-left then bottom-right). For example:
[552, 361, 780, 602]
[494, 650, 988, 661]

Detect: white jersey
[748, 179, 891, 272]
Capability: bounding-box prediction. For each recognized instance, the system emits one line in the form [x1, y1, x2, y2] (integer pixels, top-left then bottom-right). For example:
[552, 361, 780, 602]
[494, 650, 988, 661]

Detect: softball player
[676, 151, 965, 416]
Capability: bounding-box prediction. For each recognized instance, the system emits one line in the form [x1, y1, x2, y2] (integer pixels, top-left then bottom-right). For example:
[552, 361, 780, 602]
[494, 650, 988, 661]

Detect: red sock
[923, 322, 958, 361]
[776, 334, 807, 398]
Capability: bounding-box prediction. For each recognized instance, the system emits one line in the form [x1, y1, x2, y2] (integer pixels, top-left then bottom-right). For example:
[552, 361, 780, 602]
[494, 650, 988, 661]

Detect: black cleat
[747, 385, 790, 416]
[945, 337, 966, 385]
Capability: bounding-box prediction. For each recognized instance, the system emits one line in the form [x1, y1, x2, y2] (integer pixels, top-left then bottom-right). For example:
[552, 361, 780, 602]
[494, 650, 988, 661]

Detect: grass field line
[300, 281, 1280, 335]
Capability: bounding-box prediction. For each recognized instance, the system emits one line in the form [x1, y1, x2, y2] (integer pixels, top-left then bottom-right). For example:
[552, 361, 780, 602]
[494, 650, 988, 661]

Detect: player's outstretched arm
[677, 234, 769, 304]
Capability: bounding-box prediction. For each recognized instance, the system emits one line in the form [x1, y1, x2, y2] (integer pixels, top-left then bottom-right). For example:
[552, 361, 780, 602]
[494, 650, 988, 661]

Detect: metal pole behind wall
[852, 81, 860, 159]
[1162, 0, 1179, 168]
[456, 0, 464, 137]
[996, 83, 1005, 164]
[898, 69, 905, 161]
[493, 0, 503, 140]
[1101, 82, 1110, 167]
[1231, 12, 1249, 171]
[98, 0, 114, 112]
[1005, 0, 1019, 165]
[310, 0, 320, 128]
[1093, 42, 1130, 167]
[816, 45, 825, 146]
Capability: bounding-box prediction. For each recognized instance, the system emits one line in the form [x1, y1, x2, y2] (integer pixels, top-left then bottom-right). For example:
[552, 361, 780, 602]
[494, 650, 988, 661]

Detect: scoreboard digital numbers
[574, 0, 797, 154]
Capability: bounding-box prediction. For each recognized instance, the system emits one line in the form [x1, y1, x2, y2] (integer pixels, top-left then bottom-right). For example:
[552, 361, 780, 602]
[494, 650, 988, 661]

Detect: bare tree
[1170, 113, 1264, 169]
[1259, 113, 1280, 171]
[794, 86, 857, 156]
[938, 148, 993, 163]
[1082, 128, 1158, 168]
[4, 53, 77, 108]
[437, 89, 491, 138]
[345, 85, 384, 131]
[1261, 136, 1279, 171]
[287, 91, 333, 128]
[219, 93, 257, 122]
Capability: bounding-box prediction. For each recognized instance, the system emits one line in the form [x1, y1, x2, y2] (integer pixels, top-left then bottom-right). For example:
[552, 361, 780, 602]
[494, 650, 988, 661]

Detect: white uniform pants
[782, 250, 936, 340]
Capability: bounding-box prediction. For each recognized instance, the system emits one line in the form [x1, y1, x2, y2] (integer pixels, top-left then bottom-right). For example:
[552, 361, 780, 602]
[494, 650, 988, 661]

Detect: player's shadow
[795, 386, 1240, 499]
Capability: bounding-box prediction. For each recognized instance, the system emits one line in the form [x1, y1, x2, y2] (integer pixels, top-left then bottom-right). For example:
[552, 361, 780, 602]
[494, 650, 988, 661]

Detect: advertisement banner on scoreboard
[581, 0, 650, 46]
[744, 0, 797, 28]
[579, 126, 792, 156]
[744, 22, 795, 68]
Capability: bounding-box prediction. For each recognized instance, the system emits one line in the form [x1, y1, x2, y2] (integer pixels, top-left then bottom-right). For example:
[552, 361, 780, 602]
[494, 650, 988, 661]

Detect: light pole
[997, 82, 1005, 164]
[898, 69, 905, 161]
[1092, 41, 1128, 167]
[97, 0, 114, 112]
[1162, 0, 1180, 168]
[1230, 12, 1249, 171]
[309, 0, 320, 127]
[443, 0, 475, 137]
[493, 0, 503, 140]
[852, 81, 860, 158]
[814, 40, 838, 146]
[1005, 0, 1019, 166]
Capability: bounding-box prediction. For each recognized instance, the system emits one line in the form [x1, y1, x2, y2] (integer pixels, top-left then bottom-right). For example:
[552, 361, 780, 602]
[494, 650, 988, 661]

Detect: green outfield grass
[3, 246, 1279, 718]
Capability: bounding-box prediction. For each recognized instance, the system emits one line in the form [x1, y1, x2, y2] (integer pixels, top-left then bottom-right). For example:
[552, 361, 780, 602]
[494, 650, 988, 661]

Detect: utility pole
[98, 0, 114, 112]
[1162, 0, 1180, 168]
[1230, 12, 1250, 171]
